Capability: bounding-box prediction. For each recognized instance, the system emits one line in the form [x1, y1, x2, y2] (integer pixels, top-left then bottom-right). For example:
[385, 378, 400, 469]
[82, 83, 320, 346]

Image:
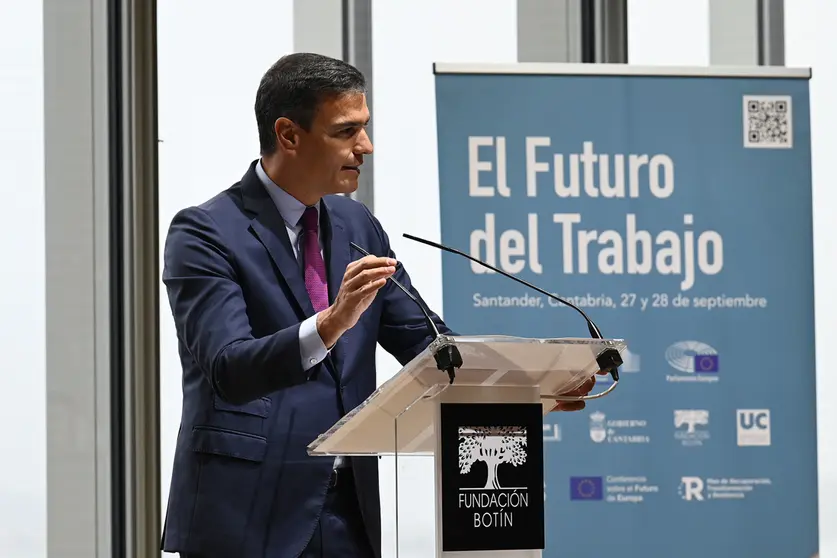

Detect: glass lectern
[308, 335, 627, 558]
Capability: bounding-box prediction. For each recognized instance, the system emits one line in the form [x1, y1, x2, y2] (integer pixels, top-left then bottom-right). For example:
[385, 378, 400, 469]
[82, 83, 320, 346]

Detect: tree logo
[674, 410, 709, 434]
[458, 426, 528, 490]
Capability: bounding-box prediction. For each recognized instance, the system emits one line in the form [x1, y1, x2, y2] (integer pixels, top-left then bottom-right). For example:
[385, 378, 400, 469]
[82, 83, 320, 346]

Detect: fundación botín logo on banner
[674, 409, 710, 446]
[439, 403, 544, 553]
[664, 340, 720, 383]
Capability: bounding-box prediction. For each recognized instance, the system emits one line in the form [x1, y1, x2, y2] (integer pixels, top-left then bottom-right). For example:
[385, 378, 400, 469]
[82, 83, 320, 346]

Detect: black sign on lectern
[439, 402, 545, 552]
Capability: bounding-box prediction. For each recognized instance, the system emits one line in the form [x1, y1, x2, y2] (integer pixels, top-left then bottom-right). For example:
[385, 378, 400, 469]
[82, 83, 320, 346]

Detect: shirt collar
[255, 159, 319, 228]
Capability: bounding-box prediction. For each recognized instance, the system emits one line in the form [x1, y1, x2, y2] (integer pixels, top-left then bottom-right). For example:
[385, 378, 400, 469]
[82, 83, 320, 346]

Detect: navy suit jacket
[160, 160, 452, 557]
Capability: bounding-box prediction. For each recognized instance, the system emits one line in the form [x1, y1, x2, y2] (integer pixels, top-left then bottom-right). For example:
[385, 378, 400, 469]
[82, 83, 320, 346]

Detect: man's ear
[274, 117, 299, 151]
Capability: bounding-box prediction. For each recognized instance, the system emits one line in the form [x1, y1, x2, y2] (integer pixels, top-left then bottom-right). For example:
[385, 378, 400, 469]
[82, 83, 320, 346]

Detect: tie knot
[301, 206, 319, 232]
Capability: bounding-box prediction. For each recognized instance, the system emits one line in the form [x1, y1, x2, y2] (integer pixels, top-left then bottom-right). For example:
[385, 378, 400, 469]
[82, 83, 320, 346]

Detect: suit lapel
[241, 163, 315, 320]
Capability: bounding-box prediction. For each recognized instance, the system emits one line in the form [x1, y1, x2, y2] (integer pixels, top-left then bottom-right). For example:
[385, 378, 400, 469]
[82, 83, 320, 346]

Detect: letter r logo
[679, 476, 704, 501]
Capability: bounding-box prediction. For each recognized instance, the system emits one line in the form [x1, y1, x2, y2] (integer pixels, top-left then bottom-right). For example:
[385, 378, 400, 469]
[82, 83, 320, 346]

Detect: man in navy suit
[160, 53, 597, 558]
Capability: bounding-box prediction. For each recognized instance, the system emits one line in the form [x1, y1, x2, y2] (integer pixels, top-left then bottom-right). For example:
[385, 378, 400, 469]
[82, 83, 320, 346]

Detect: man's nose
[355, 128, 373, 155]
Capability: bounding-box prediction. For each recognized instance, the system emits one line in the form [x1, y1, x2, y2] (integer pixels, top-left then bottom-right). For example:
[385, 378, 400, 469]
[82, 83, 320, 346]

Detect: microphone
[349, 242, 462, 384]
[401, 233, 622, 382]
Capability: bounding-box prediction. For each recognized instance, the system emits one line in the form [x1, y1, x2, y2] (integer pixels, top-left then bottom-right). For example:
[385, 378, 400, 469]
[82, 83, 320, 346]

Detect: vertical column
[44, 0, 160, 555]
[758, 0, 785, 65]
[293, 0, 343, 59]
[593, 0, 628, 63]
[517, 0, 583, 62]
[710, 0, 785, 65]
[122, 0, 161, 556]
[517, 0, 627, 63]
[44, 0, 113, 555]
[294, 0, 374, 212]
[343, 0, 374, 212]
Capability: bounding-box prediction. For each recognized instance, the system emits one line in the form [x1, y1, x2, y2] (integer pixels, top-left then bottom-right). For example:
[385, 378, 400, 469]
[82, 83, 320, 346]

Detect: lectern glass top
[307, 335, 626, 457]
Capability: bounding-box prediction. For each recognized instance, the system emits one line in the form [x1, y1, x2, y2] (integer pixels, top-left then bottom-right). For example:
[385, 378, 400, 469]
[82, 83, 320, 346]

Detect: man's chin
[326, 181, 359, 196]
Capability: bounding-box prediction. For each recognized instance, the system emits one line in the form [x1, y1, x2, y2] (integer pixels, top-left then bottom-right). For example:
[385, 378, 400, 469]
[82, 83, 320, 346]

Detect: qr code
[743, 95, 792, 148]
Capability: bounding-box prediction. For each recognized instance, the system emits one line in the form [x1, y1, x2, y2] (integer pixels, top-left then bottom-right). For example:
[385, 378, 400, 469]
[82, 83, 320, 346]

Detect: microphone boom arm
[401, 233, 623, 384]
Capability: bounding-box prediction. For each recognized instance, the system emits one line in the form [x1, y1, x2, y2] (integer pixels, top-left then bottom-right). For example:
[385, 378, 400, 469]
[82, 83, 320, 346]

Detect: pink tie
[301, 206, 329, 312]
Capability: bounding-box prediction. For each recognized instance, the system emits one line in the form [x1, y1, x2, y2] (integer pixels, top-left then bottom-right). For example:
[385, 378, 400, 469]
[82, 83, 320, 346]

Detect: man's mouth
[342, 166, 360, 173]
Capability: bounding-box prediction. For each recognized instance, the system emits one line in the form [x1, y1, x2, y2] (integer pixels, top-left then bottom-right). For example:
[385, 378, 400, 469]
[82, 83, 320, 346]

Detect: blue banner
[433, 66, 818, 557]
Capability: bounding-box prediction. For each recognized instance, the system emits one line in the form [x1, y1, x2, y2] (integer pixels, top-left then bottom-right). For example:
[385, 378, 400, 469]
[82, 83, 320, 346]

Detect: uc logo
[738, 410, 769, 429]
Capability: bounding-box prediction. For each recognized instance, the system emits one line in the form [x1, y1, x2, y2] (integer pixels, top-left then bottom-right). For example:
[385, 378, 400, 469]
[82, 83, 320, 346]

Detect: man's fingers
[343, 254, 371, 276]
[552, 401, 586, 412]
[345, 266, 395, 293]
[344, 255, 397, 281]
[549, 375, 605, 413]
[357, 277, 388, 296]
[580, 376, 596, 392]
[559, 377, 595, 397]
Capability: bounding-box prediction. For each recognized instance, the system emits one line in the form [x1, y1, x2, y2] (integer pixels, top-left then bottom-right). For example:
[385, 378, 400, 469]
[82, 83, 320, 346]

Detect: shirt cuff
[300, 313, 330, 372]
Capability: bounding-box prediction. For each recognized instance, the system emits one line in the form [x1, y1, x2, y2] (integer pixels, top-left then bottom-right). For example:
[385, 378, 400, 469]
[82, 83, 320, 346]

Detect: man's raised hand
[316, 255, 396, 347]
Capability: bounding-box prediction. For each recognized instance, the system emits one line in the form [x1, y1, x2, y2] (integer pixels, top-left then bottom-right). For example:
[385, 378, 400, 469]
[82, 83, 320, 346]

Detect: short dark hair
[254, 53, 367, 154]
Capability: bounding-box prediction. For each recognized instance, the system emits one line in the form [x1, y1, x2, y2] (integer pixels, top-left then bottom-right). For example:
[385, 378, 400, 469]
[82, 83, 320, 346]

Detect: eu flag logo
[569, 476, 603, 500]
[694, 354, 719, 373]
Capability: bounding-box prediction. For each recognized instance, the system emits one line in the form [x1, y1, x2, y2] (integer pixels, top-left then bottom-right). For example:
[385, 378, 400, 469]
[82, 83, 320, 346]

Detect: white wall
[0, 1, 46, 557]
[156, 1, 294, 555]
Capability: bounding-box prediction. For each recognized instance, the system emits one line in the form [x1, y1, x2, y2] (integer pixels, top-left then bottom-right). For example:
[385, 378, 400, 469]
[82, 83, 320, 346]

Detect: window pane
[156, 4, 294, 553]
[628, 0, 709, 65]
[0, 0, 46, 556]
